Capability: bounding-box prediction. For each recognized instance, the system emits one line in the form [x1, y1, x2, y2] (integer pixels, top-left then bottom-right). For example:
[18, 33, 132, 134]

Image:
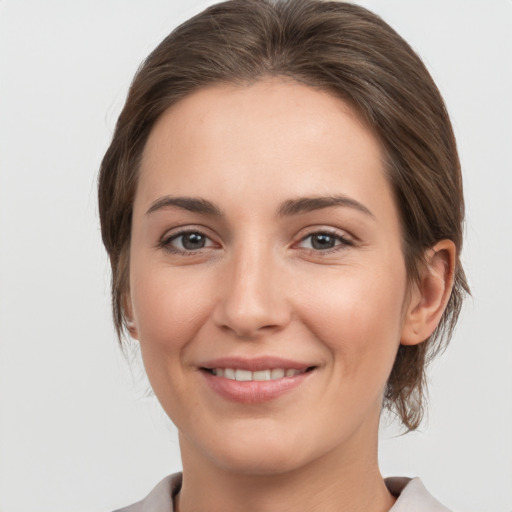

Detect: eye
[297, 231, 353, 251]
[160, 230, 217, 254]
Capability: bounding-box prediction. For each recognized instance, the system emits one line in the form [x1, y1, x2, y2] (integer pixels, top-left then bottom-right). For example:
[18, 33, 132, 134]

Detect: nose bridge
[214, 233, 289, 337]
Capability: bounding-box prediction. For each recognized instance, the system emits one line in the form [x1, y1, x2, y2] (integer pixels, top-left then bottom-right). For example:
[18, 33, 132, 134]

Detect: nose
[212, 242, 292, 339]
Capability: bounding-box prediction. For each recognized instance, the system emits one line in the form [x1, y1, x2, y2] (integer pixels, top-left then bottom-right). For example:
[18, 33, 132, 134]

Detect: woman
[98, 1, 468, 510]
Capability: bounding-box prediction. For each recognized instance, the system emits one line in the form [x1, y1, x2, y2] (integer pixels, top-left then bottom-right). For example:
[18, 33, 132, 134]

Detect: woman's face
[128, 79, 411, 474]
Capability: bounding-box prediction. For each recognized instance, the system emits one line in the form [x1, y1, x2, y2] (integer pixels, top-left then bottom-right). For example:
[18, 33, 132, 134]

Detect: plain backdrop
[0, 1, 511, 511]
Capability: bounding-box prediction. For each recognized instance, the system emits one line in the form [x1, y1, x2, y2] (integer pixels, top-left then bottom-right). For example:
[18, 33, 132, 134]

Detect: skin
[126, 78, 455, 512]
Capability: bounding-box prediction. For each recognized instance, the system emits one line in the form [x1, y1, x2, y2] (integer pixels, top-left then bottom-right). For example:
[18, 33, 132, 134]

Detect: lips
[199, 357, 317, 404]
[208, 367, 309, 381]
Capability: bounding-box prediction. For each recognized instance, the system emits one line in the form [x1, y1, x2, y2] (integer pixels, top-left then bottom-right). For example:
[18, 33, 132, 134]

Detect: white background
[0, 1, 511, 511]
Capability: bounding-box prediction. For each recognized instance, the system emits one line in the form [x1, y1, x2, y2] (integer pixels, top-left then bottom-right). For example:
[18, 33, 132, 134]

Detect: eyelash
[297, 230, 354, 254]
[158, 229, 354, 256]
[158, 229, 215, 255]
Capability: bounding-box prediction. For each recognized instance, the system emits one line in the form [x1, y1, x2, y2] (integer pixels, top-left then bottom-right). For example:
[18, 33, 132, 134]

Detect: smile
[199, 359, 317, 404]
[207, 368, 310, 381]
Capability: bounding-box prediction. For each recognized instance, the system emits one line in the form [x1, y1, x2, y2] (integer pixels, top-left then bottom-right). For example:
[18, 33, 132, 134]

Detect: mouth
[202, 367, 315, 381]
[198, 358, 318, 404]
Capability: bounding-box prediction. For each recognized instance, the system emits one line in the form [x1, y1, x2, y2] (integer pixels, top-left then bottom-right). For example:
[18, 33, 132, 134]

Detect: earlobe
[125, 319, 139, 340]
[401, 240, 456, 346]
[123, 293, 140, 340]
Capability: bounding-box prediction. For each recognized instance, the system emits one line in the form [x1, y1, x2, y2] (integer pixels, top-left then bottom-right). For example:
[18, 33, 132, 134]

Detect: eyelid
[157, 225, 355, 256]
[158, 226, 220, 254]
[294, 227, 355, 252]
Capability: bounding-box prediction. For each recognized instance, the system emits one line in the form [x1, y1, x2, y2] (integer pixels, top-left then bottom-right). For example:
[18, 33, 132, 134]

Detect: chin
[211, 444, 306, 476]
[194, 423, 322, 476]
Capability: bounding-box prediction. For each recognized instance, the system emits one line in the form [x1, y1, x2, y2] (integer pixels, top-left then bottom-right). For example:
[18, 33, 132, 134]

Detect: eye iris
[311, 233, 336, 250]
[182, 233, 206, 250]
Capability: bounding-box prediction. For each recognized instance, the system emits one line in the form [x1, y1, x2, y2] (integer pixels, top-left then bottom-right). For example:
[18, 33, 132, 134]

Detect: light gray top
[113, 473, 452, 512]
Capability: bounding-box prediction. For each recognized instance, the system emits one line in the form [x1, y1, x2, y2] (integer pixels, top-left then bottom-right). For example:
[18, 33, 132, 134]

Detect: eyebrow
[146, 194, 374, 219]
[277, 195, 375, 219]
[146, 196, 224, 216]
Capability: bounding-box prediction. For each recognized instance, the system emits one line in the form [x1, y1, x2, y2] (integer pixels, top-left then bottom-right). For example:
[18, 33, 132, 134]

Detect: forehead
[135, 78, 393, 220]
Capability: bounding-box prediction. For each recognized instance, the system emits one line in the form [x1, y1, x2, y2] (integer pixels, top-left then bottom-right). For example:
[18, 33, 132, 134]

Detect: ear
[400, 240, 456, 346]
[123, 292, 140, 340]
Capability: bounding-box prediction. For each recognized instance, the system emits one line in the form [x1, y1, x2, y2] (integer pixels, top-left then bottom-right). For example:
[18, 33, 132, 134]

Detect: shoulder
[386, 477, 452, 512]
[112, 473, 181, 512]
[112, 473, 451, 512]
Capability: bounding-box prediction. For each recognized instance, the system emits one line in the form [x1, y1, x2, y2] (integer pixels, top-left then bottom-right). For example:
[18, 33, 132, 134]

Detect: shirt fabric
[113, 472, 452, 511]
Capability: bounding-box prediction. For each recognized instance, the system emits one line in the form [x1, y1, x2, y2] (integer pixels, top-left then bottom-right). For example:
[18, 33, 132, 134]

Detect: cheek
[299, 264, 407, 376]
[130, 265, 214, 352]
[128, 265, 217, 422]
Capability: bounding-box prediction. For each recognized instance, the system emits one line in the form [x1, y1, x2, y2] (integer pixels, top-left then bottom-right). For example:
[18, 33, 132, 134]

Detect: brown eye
[310, 233, 337, 250]
[161, 230, 216, 254]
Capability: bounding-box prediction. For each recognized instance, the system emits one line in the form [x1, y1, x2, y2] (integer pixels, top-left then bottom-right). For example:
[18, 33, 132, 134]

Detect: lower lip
[200, 369, 314, 404]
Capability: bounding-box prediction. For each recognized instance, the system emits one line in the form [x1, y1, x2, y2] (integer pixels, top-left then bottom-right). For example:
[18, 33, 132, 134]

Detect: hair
[98, 0, 469, 430]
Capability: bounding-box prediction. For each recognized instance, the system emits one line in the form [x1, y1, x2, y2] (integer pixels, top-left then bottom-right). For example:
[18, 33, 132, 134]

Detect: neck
[176, 423, 395, 512]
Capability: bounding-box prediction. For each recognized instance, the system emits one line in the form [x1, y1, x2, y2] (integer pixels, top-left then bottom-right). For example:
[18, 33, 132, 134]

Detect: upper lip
[199, 356, 316, 372]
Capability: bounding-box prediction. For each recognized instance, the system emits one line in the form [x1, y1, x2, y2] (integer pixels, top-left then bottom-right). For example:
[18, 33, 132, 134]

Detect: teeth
[209, 368, 307, 381]
[271, 368, 285, 379]
[235, 369, 252, 381]
[253, 370, 271, 381]
[224, 368, 235, 379]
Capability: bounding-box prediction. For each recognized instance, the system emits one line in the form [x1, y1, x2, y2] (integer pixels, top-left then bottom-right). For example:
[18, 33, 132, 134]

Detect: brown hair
[98, 0, 469, 430]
